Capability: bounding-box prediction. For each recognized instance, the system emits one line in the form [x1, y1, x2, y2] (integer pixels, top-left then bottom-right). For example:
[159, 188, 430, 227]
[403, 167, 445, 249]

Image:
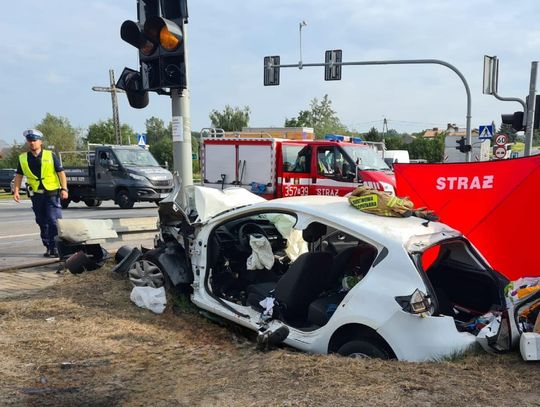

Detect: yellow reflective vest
[19, 150, 60, 191]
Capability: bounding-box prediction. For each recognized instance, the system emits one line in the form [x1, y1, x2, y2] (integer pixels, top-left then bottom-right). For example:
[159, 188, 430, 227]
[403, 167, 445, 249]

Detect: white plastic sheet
[130, 286, 167, 314]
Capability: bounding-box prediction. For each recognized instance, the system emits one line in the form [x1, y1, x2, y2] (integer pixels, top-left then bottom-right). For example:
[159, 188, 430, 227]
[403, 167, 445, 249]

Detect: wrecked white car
[128, 182, 513, 362]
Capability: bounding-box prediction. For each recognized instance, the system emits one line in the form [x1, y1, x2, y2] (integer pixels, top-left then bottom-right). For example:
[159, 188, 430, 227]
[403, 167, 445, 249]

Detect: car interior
[421, 240, 509, 332]
[206, 212, 378, 331]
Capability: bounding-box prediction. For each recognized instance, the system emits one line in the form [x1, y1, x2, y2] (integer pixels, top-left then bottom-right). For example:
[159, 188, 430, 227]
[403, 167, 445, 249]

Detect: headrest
[302, 222, 327, 243]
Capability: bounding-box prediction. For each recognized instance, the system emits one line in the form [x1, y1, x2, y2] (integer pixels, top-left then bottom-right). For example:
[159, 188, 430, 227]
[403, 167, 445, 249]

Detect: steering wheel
[237, 223, 269, 252]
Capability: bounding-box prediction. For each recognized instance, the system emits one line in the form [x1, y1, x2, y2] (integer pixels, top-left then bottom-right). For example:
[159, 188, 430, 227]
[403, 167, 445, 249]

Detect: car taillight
[395, 289, 433, 317]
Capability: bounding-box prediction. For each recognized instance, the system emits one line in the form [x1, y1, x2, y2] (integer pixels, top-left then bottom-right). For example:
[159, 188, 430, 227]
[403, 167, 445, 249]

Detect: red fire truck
[200, 130, 396, 199]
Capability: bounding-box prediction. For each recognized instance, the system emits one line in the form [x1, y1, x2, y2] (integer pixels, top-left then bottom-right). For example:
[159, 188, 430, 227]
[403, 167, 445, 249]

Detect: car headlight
[395, 289, 433, 317]
[131, 174, 149, 182]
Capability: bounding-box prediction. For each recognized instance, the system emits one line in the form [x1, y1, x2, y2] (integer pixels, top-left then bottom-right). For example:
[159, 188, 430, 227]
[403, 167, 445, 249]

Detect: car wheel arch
[327, 323, 396, 359]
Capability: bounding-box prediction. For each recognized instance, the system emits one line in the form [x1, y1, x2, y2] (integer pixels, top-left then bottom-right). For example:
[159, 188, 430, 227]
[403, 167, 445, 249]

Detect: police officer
[13, 129, 68, 257]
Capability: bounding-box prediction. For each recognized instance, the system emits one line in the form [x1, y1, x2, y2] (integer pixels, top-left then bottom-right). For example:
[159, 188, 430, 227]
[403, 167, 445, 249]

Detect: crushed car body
[130, 178, 514, 362]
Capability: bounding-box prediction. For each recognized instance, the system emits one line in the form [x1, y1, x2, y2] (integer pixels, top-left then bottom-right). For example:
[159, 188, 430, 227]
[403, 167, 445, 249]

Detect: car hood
[128, 166, 172, 180]
[158, 177, 265, 226]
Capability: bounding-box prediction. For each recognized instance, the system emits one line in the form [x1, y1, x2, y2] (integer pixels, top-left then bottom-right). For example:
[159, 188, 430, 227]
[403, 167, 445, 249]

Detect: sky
[1, 0, 539, 145]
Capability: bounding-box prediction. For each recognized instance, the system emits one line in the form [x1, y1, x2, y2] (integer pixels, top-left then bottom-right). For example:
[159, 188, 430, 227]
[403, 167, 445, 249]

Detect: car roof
[242, 195, 458, 246]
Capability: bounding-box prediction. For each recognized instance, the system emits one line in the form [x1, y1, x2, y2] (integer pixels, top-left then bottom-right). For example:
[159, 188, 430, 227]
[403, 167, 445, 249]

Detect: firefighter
[13, 129, 69, 257]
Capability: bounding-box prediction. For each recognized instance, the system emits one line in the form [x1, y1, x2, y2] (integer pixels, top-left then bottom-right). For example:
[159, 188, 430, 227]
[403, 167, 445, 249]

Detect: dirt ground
[0, 265, 538, 407]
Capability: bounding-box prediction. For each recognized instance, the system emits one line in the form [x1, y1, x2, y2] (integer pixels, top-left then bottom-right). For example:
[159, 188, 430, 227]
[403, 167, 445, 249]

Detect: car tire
[4, 188, 10, 193]
[61, 199, 71, 209]
[337, 339, 392, 359]
[84, 199, 102, 207]
[116, 190, 134, 209]
[131, 250, 185, 297]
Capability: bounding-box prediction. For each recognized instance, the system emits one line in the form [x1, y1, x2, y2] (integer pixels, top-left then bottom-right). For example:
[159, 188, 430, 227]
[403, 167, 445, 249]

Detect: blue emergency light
[324, 134, 345, 141]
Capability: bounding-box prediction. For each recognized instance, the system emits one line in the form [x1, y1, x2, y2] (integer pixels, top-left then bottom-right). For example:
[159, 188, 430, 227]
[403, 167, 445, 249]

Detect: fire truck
[200, 128, 396, 199]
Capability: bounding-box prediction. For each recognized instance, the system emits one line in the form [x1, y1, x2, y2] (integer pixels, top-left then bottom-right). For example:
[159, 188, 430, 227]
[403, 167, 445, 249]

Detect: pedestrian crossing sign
[137, 133, 147, 146]
[478, 125, 494, 140]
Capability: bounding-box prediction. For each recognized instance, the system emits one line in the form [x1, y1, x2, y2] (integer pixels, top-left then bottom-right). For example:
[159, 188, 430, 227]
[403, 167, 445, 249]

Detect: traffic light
[263, 56, 280, 86]
[501, 111, 525, 132]
[116, 68, 149, 109]
[455, 136, 471, 153]
[121, 0, 188, 92]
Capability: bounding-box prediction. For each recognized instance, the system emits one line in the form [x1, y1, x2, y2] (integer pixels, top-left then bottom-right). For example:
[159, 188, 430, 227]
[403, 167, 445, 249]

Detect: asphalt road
[0, 197, 158, 269]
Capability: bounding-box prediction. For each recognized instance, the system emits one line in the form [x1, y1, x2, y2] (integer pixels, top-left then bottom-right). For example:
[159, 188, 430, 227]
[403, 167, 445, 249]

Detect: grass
[0, 191, 28, 200]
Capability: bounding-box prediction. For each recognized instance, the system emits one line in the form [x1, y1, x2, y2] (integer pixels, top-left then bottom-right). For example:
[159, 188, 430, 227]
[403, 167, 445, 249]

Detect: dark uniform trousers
[31, 192, 62, 250]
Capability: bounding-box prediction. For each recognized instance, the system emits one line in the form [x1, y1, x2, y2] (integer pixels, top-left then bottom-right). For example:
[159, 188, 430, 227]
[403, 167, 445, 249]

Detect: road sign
[478, 125, 494, 140]
[137, 133, 147, 148]
[495, 134, 508, 146]
[493, 145, 507, 159]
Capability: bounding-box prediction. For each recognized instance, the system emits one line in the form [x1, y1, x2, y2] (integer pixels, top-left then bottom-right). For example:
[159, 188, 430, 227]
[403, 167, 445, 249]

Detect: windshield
[114, 149, 160, 167]
[342, 145, 390, 171]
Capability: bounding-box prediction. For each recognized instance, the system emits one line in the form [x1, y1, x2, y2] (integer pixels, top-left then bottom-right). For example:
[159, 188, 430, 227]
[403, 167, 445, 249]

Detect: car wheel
[84, 199, 102, 207]
[128, 258, 165, 288]
[61, 199, 71, 209]
[116, 190, 134, 209]
[4, 188, 11, 193]
[130, 250, 186, 296]
[337, 339, 392, 359]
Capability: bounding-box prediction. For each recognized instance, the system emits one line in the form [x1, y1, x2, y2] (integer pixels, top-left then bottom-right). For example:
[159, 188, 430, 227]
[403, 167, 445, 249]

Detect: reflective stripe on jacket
[19, 150, 60, 191]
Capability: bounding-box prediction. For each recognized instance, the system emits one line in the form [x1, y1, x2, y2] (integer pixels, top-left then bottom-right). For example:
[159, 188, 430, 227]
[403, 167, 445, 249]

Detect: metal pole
[171, 22, 193, 188]
[299, 21, 306, 69]
[524, 62, 538, 156]
[278, 58, 473, 161]
[109, 69, 121, 144]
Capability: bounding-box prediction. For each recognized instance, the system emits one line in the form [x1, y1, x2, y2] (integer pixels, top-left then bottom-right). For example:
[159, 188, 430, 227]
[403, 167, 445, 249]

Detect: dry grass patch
[0, 265, 538, 406]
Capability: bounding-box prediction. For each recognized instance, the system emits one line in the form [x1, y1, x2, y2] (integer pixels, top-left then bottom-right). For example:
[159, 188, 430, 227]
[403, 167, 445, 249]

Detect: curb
[0, 258, 60, 273]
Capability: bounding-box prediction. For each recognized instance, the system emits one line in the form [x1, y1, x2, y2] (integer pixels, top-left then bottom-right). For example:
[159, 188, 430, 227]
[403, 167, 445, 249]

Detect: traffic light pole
[171, 21, 193, 187]
[524, 62, 538, 157]
[273, 58, 473, 162]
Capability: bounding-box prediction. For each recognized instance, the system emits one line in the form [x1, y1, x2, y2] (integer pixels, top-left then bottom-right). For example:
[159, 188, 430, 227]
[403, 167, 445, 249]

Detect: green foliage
[384, 136, 407, 150]
[407, 133, 445, 163]
[209, 105, 250, 131]
[36, 113, 79, 153]
[85, 118, 135, 145]
[145, 117, 170, 146]
[146, 117, 172, 167]
[498, 123, 518, 143]
[533, 129, 540, 146]
[144, 116, 200, 174]
[364, 127, 382, 142]
[1, 143, 26, 168]
[284, 95, 346, 139]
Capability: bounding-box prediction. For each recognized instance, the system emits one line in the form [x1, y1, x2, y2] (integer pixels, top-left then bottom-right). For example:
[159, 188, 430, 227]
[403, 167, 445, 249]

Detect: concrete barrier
[0, 217, 159, 272]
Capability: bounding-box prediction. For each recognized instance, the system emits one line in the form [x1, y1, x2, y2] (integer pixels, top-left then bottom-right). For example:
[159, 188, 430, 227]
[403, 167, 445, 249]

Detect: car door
[95, 149, 118, 199]
[280, 143, 311, 197]
[309, 145, 357, 196]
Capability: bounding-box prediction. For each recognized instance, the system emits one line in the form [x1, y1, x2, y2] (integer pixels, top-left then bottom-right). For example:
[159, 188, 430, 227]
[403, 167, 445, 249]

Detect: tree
[209, 105, 250, 131]
[85, 119, 135, 145]
[1, 143, 26, 168]
[364, 127, 381, 142]
[145, 117, 170, 146]
[285, 94, 346, 139]
[498, 123, 518, 143]
[36, 113, 79, 153]
[147, 118, 172, 166]
[407, 133, 445, 163]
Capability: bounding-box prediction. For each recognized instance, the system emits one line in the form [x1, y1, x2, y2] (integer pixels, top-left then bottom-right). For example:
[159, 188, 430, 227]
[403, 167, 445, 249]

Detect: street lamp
[299, 20, 307, 69]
